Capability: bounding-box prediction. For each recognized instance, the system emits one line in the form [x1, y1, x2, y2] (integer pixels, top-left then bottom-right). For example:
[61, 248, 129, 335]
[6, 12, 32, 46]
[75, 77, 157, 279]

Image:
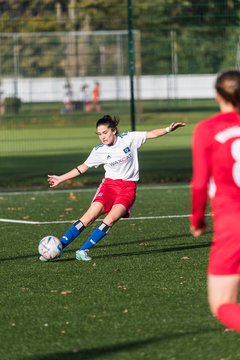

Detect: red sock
[217, 303, 240, 331]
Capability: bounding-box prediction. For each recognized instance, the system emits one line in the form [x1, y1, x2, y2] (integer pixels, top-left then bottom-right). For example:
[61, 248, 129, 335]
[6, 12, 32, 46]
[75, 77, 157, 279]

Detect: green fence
[0, 0, 239, 188]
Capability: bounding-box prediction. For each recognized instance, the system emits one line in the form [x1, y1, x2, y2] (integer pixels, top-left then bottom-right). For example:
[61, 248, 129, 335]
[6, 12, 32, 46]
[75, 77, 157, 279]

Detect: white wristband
[165, 126, 171, 133]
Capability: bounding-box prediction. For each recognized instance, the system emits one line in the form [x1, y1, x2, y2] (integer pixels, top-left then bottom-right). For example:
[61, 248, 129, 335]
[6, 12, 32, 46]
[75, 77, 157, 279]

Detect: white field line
[0, 184, 196, 225]
[0, 184, 190, 196]
[0, 214, 212, 225]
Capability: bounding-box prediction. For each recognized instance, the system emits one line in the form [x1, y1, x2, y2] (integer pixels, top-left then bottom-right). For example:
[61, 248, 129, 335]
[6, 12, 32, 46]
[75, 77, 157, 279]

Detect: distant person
[190, 69, 240, 331]
[0, 80, 4, 115]
[92, 81, 101, 112]
[45, 115, 185, 262]
[81, 84, 92, 112]
[62, 78, 73, 113]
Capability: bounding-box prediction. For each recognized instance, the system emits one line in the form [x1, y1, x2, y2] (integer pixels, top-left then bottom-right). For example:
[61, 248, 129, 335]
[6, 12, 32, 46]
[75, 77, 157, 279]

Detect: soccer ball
[38, 236, 62, 260]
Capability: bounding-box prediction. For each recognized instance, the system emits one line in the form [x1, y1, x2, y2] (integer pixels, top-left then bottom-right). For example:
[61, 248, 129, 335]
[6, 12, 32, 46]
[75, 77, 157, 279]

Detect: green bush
[4, 97, 22, 113]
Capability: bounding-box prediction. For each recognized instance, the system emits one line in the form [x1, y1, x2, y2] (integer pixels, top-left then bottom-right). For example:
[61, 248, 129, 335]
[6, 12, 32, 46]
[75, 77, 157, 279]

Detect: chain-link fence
[1, 0, 240, 188]
[0, 31, 141, 108]
[0, 28, 238, 109]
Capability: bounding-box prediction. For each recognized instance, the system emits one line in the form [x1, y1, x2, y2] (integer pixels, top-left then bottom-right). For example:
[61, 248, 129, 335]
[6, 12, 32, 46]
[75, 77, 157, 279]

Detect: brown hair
[215, 70, 240, 108]
[96, 115, 120, 134]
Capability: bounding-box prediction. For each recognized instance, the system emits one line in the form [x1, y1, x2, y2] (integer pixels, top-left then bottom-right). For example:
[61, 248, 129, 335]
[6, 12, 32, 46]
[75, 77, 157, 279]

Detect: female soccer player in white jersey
[190, 70, 240, 331]
[47, 115, 185, 262]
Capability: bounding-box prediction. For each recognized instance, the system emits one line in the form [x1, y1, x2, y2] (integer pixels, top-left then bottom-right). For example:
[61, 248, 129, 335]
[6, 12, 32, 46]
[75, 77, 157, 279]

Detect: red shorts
[92, 178, 137, 218]
[208, 213, 240, 275]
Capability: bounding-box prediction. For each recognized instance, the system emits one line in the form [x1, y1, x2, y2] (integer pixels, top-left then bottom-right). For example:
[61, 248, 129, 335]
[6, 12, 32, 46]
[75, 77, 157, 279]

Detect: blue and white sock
[60, 220, 85, 249]
[80, 222, 111, 251]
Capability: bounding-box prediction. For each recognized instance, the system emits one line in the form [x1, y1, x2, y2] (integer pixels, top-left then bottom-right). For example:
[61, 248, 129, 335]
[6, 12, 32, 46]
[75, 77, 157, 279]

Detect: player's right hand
[48, 175, 61, 188]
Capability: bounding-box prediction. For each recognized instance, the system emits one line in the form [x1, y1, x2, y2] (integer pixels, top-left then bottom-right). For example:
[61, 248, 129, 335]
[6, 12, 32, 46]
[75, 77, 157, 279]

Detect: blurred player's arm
[190, 123, 210, 237]
[146, 122, 186, 139]
[48, 163, 89, 188]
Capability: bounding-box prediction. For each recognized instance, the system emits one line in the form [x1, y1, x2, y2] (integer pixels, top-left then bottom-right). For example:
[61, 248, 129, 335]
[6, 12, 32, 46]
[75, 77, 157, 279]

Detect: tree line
[0, 0, 239, 76]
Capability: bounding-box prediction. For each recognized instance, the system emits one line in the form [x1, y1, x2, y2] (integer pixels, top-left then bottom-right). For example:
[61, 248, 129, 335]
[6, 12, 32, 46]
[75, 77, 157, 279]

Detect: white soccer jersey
[84, 131, 147, 181]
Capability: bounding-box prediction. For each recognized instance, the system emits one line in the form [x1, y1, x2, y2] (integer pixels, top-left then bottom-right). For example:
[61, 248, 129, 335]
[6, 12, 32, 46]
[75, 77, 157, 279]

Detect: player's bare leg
[102, 204, 128, 226]
[80, 202, 104, 226]
[55, 202, 104, 255]
[208, 274, 240, 331]
[76, 204, 127, 261]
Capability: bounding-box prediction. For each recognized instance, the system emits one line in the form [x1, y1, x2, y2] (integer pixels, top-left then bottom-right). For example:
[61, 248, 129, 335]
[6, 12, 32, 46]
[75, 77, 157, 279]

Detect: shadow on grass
[0, 236, 211, 262]
[98, 231, 212, 249]
[25, 327, 220, 360]
[92, 241, 211, 261]
[0, 248, 75, 262]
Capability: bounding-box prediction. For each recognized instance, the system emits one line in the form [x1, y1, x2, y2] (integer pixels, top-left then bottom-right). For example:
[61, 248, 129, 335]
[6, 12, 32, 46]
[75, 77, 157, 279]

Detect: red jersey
[191, 111, 240, 229]
[192, 111, 240, 275]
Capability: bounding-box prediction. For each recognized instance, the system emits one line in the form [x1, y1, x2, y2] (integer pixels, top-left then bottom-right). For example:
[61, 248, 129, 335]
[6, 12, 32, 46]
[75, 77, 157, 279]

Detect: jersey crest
[123, 147, 130, 153]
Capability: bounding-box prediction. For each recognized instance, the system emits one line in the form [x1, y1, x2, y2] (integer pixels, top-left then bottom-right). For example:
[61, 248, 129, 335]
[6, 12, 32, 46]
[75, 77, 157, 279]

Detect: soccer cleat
[39, 253, 62, 262]
[39, 255, 48, 262]
[76, 250, 92, 261]
[39, 245, 62, 262]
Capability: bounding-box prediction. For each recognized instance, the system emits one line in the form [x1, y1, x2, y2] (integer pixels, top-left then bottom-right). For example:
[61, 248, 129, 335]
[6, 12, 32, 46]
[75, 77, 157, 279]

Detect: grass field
[1, 185, 240, 360]
[2, 99, 237, 360]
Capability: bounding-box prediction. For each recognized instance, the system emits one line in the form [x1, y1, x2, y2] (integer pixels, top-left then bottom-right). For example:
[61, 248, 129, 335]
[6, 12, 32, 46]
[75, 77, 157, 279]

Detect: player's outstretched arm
[48, 163, 89, 188]
[146, 122, 186, 139]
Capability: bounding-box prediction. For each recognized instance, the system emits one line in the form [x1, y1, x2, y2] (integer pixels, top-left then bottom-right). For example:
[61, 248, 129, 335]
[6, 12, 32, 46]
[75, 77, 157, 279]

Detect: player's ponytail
[96, 115, 120, 134]
[215, 70, 240, 110]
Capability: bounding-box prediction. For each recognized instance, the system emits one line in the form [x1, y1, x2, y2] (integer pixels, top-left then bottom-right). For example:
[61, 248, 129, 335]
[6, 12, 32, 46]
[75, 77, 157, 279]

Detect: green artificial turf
[1, 185, 239, 360]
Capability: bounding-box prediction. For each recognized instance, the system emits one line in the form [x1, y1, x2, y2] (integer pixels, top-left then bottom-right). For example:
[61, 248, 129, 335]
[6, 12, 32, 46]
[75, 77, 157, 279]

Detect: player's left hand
[168, 122, 186, 132]
[190, 225, 207, 238]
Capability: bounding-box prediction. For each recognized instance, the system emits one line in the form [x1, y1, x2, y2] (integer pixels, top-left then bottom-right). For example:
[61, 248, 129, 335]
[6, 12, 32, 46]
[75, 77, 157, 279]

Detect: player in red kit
[190, 70, 240, 331]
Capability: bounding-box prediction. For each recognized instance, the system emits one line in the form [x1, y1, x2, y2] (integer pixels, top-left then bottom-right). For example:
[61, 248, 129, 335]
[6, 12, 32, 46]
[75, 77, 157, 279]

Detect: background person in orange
[92, 81, 101, 112]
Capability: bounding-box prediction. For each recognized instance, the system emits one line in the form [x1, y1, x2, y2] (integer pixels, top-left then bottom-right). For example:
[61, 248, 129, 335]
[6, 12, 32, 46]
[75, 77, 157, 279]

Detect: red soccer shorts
[92, 178, 137, 218]
[208, 213, 240, 275]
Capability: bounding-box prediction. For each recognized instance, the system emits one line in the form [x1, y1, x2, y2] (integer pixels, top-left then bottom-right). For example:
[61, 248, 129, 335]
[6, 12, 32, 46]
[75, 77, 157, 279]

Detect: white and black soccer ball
[38, 236, 62, 260]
